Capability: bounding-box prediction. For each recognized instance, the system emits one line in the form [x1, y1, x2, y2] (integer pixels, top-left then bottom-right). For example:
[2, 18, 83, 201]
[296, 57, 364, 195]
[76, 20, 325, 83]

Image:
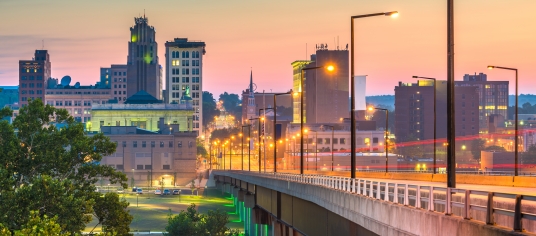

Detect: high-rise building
[394, 80, 480, 142]
[165, 38, 206, 133]
[110, 65, 128, 103]
[18, 50, 51, 106]
[291, 48, 349, 124]
[457, 73, 509, 132]
[127, 16, 161, 100]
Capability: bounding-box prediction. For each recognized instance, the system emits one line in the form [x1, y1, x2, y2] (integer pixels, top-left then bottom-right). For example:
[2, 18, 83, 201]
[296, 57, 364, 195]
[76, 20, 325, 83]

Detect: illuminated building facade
[101, 65, 128, 103]
[456, 73, 509, 132]
[165, 38, 206, 134]
[127, 16, 162, 100]
[291, 48, 349, 124]
[18, 50, 51, 106]
[96, 125, 197, 187]
[395, 80, 480, 142]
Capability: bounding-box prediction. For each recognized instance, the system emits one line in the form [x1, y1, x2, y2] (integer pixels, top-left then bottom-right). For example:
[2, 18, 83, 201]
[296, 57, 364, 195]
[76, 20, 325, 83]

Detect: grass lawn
[84, 188, 244, 234]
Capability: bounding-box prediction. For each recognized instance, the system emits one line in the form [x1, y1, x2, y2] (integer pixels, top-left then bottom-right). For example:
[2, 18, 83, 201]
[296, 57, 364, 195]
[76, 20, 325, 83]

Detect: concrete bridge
[210, 170, 536, 236]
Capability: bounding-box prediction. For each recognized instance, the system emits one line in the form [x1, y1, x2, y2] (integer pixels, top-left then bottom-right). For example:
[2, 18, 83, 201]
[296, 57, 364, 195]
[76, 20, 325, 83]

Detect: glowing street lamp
[488, 65, 519, 176]
[350, 10, 398, 178]
[299, 65, 334, 174]
[368, 106, 389, 172]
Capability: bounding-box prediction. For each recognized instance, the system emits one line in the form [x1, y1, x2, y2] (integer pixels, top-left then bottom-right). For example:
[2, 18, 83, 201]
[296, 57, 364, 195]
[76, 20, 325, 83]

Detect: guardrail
[354, 169, 536, 176]
[235, 171, 536, 233]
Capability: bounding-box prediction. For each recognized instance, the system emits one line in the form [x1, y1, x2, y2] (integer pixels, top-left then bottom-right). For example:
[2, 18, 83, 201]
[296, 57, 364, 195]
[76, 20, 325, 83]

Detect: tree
[471, 138, 486, 161]
[484, 145, 506, 152]
[0, 99, 129, 234]
[92, 192, 133, 235]
[219, 92, 242, 118]
[0, 211, 61, 236]
[210, 127, 241, 142]
[165, 204, 239, 236]
[202, 92, 220, 126]
[197, 139, 208, 158]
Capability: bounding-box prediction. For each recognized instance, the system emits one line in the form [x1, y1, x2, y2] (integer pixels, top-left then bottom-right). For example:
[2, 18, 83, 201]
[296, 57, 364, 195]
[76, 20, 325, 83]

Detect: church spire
[249, 69, 254, 98]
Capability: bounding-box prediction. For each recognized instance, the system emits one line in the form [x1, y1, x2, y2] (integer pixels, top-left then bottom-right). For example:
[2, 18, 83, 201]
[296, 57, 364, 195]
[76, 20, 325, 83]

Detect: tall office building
[18, 50, 51, 106]
[457, 73, 509, 132]
[127, 16, 161, 100]
[291, 48, 349, 124]
[394, 80, 479, 142]
[165, 38, 206, 133]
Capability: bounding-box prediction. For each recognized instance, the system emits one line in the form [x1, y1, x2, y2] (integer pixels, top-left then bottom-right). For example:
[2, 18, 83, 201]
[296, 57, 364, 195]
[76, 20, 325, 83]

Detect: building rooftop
[165, 38, 206, 49]
[124, 90, 162, 104]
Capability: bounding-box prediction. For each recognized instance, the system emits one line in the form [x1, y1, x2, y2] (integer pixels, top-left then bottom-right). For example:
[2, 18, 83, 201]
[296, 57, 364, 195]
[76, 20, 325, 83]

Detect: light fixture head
[385, 11, 399, 18]
[412, 75, 418, 78]
[487, 66, 495, 70]
[326, 65, 335, 71]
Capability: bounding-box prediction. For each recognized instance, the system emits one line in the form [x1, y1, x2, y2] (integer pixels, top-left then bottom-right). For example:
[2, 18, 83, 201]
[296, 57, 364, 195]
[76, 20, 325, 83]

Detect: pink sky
[1, 0, 535, 97]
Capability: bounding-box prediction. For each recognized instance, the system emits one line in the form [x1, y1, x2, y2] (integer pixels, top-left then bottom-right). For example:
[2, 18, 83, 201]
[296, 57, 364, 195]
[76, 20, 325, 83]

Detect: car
[117, 188, 124, 193]
[154, 189, 161, 195]
[136, 188, 143, 194]
[172, 190, 180, 195]
[163, 189, 171, 195]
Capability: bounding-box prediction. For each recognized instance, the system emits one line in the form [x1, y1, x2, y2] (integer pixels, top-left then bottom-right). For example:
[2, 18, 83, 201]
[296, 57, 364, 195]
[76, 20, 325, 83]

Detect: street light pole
[413, 76, 437, 173]
[350, 11, 398, 179]
[487, 66, 519, 176]
[371, 107, 389, 172]
[273, 91, 292, 173]
[300, 66, 334, 175]
[249, 118, 260, 172]
[259, 108, 273, 173]
[446, 0, 456, 188]
[241, 126, 248, 171]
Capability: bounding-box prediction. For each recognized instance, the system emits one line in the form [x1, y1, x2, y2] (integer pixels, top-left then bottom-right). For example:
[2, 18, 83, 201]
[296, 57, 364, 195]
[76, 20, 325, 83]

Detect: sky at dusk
[1, 0, 535, 97]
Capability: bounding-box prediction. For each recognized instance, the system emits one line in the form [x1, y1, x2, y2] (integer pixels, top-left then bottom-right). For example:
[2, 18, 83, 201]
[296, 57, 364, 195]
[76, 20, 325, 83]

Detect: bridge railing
[239, 171, 536, 233]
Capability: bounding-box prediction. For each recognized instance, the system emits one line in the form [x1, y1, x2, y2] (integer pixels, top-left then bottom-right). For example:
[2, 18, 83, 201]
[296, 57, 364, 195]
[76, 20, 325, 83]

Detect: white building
[165, 38, 206, 134]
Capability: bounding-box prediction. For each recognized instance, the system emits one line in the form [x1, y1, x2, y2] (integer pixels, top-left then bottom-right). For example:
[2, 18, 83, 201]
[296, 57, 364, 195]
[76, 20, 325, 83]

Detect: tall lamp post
[249, 117, 261, 172]
[299, 65, 334, 174]
[229, 135, 236, 170]
[273, 91, 292, 173]
[350, 11, 398, 178]
[369, 107, 389, 172]
[412, 76, 437, 173]
[487, 65, 519, 176]
[259, 108, 273, 173]
[324, 125, 335, 171]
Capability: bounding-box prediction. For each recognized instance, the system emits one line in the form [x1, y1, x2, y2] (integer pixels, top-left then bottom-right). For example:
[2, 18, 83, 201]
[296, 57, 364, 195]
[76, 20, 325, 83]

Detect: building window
[133, 141, 138, 148]
[160, 141, 164, 148]
[333, 138, 338, 144]
[340, 138, 346, 144]
[163, 165, 170, 170]
[122, 141, 127, 147]
[169, 141, 173, 148]
[151, 141, 155, 148]
[144, 165, 152, 170]
[178, 141, 182, 148]
[142, 141, 146, 148]
[136, 165, 143, 170]
[373, 138, 378, 144]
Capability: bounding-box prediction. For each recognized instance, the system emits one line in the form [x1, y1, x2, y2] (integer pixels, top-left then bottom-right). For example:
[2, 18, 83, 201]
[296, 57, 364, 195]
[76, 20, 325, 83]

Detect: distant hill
[509, 94, 536, 106]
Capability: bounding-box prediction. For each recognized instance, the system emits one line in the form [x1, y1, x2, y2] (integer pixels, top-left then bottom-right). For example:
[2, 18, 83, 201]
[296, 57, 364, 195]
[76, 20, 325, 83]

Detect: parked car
[136, 188, 143, 194]
[163, 189, 171, 195]
[117, 188, 124, 193]
[132, 187, 138, 193]
[154, 189, 162, 195]
[172, 190, 180, 195]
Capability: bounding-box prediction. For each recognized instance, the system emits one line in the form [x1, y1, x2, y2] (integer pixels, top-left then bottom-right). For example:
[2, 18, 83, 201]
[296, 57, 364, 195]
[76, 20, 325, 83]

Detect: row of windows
[171, 77, 201, 83]
[122, 141, 194, 148]
[113, 78, 127, 83]
[21, 76, 43, 80]
[21, 96, 43, 102]
[113, 72, 126, 76]
[20, 68, 43, 73]
[114, 91, 126, 95]
[114, 84, 126, 88]
[170, 68, 200, 75]
[46, 91, 110, 95]
[46, 100, 106, 106]
[20, 83, 43, 88]
[115, 97, 127, 101]
[170, 51, 201, 59]
[191, 92, 200, 98]
[21, 90, 43, 94]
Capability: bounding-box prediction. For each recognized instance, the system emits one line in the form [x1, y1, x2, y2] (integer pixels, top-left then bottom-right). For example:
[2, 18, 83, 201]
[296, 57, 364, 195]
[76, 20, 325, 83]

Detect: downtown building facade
[394, 80, 480, 142]
[127, 16, 162, 100]
[291, 49, 349, 124]
[18, 50, 51, 106]
[456, 73, 509, 132]
[165, 38, 206, 133]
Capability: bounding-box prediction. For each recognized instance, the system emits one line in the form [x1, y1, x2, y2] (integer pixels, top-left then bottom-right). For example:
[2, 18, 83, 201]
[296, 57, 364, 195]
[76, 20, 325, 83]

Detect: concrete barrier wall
[216, 171, 532, 236]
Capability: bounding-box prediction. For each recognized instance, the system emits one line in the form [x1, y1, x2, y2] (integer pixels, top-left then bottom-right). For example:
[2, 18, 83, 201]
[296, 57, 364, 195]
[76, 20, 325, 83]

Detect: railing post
[514, 194, 522, 231]
[416, 186, 421, 208]
[384, 183, 389, 201]
[393, 183, 398, 204]
[369, 181, 375, 198]
[376, 182, 381, 199]
[446, 187, 452, 215]
[404, 184, 409, 206]
[352, 178, 356, 193]
[357, 179, 361, 195]
[428, 186, 434, 211]
[464, 190, 470, 219]
[486, 192, 494, 225]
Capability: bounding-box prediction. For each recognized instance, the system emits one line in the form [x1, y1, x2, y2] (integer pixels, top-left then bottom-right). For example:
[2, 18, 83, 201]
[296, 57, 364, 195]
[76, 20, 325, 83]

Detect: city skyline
[1, 0, 536, 97]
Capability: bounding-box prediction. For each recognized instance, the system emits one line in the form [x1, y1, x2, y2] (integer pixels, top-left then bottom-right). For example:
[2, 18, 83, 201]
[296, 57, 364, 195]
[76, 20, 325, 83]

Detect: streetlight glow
[387, 11, 399, 18]
[326, 65, 335, 71]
